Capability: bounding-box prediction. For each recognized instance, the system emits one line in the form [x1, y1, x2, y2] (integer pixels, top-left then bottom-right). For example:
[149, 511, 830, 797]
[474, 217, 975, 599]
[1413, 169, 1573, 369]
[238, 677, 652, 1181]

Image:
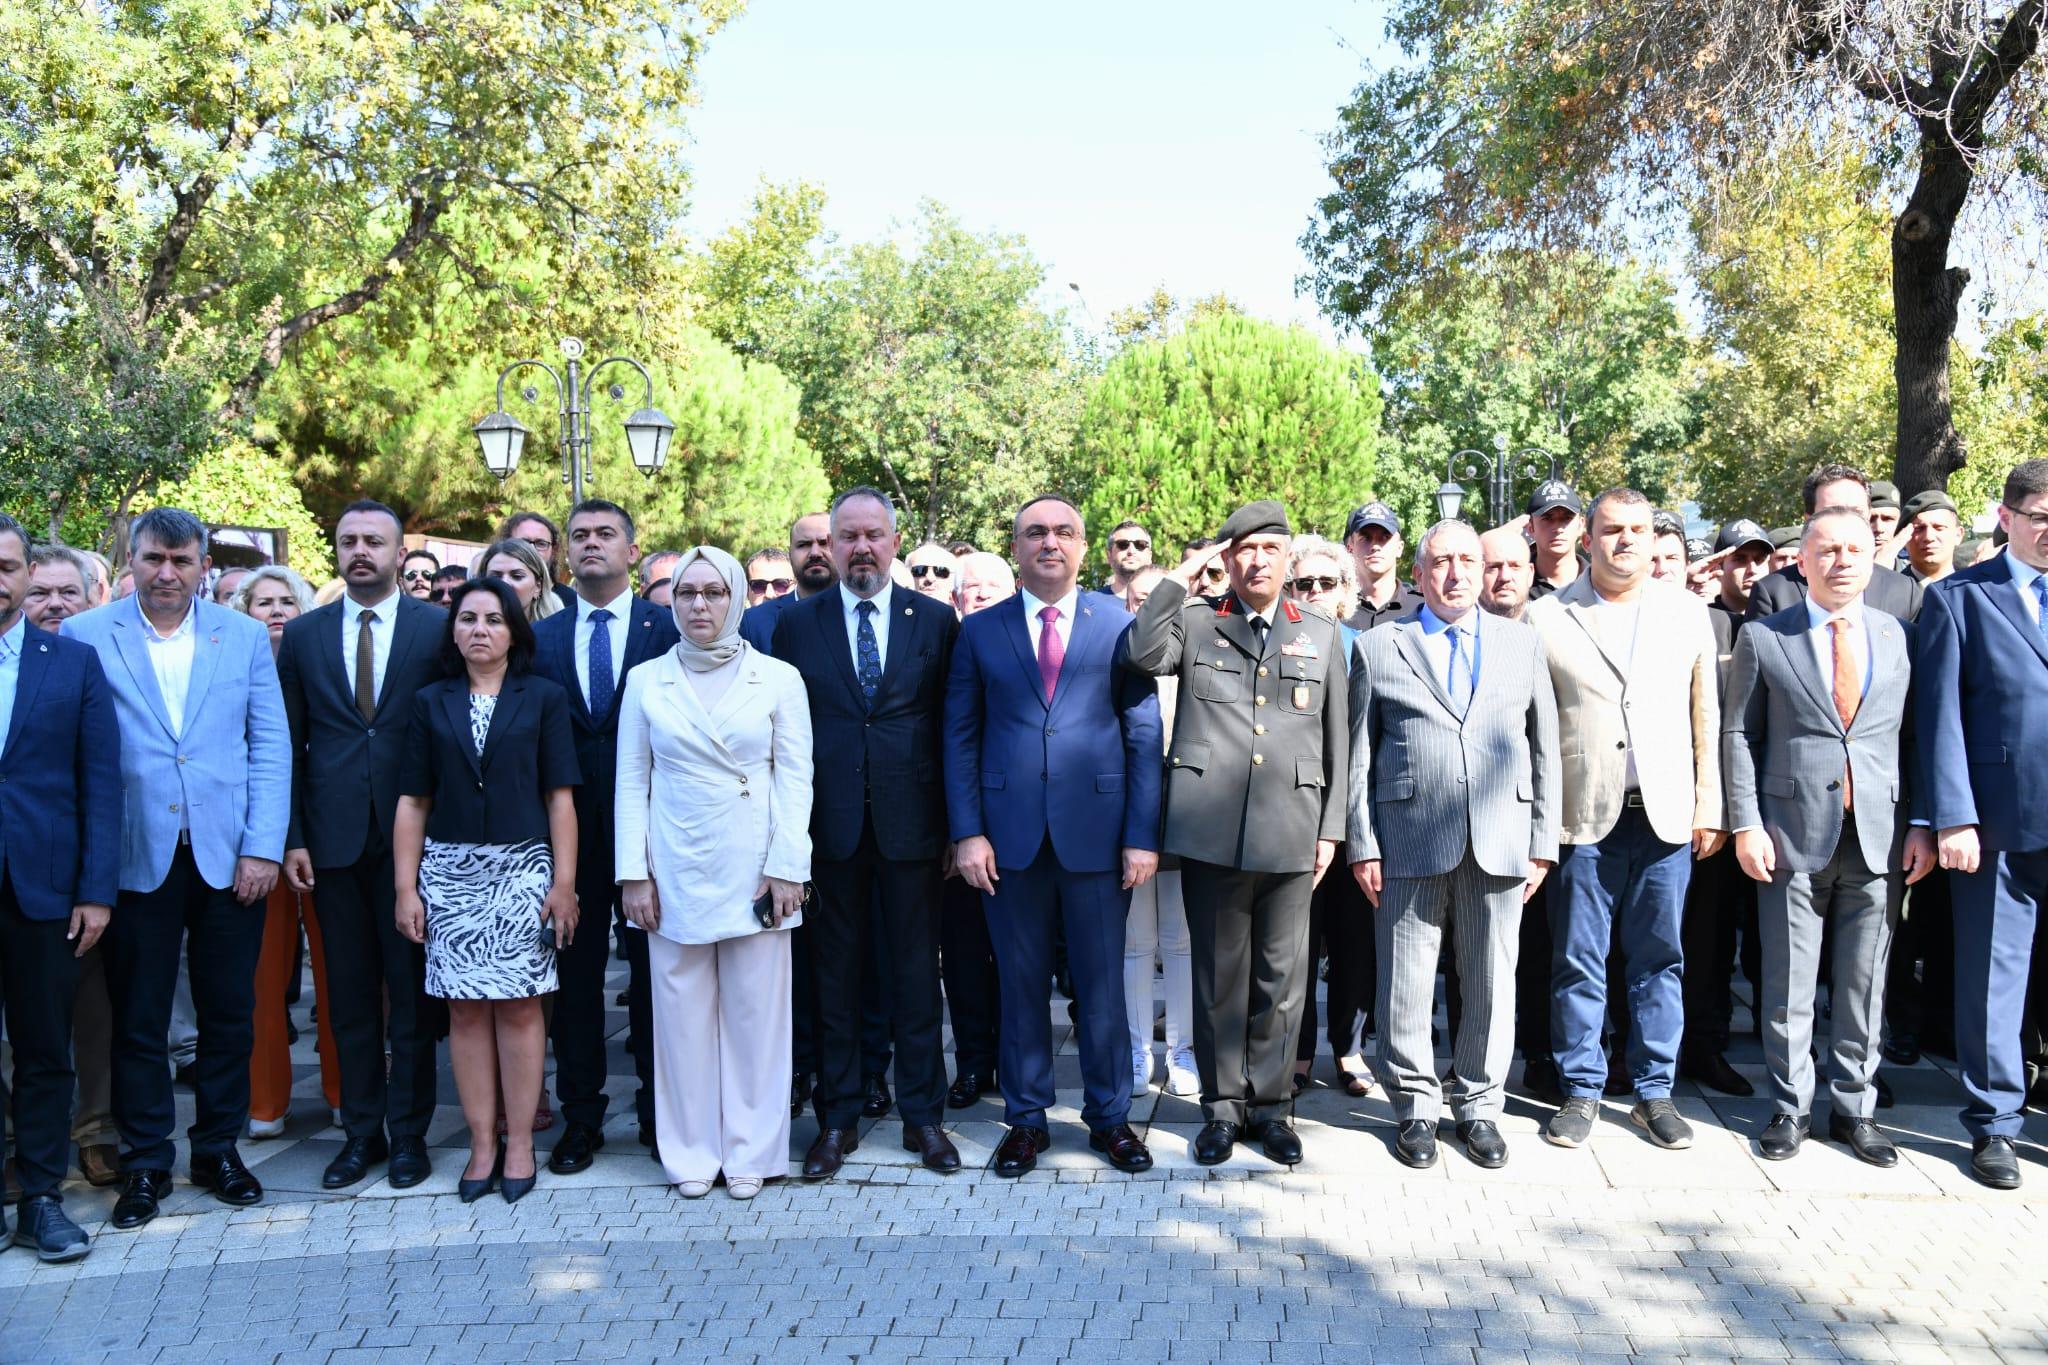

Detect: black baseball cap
[1714, 519, 1773, 554]
[1344, 501, 1401, 539]
[1526, 480, 1583, 517]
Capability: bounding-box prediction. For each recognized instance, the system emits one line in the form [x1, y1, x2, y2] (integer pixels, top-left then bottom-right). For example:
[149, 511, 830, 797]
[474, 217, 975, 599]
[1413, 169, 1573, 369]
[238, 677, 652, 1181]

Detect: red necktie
[1829, 616, 1858, 809]
[1038, 605, 1063, 702]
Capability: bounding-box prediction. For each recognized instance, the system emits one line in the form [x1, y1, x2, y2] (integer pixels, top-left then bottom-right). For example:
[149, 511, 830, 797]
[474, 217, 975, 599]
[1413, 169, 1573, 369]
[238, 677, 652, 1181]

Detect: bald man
[1479, 527, 1536, 622]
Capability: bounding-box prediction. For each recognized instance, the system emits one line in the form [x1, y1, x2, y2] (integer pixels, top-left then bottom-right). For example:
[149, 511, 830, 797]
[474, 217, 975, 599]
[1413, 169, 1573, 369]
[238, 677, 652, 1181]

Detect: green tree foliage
[692, 181, 831, 362]
[138, 439, 331, 582]
[1067, 313, 1384, 554]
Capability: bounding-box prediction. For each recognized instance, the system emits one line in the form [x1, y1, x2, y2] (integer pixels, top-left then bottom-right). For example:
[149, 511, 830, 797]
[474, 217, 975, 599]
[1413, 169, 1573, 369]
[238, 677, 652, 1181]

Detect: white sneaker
[1165, 1046, 1201, 1097]
[248, 1114, 287, 1140]
[1131, 1048, 1153, 1096]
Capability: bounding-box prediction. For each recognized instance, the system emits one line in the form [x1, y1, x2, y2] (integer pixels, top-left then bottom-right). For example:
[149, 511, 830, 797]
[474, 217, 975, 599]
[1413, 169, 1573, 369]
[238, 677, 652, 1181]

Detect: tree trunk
[1891, 129, 1974, 497]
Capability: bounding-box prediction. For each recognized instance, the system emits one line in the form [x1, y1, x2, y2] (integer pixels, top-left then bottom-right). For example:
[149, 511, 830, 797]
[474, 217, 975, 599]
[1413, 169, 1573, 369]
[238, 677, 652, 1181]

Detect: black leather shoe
[902, 1124, 962, 1173]
[547, 1123, 604, 1175]
[1828, 1116, 1898, 1168]
[1882, 1032, 1922, 1066]
[1758, 1113, 1808, 1161]
[1519, 1057, 1566, 1107]
[323, 1134, 389, 1189]
[1192, 1120, 1240, 1165]
[1971, 1135, 2022, 1189]
[500, 1155, 537, 1204]
[458, 1145, 505, 1204]
[947, 1071, 991, 1109]
[12, 1197, 89, 1262]
[190, 1149, 263, 1206]
[803, 1127, 858, 1180]
[1679, 1050, 1755, 1097]
[1874, 1072, 1895, 1109]
[1394, 1119, 1438, 1169]
[638, 1125, 657, 1149]
[110, 1170, 172, 1230]
[861, 1074, 893, 1118]
[790, 1073, 812, 1119]
[1089, 1123, 1153, 1173]
[387, 1136, 431, 1189]
[994, 1125, 1049, 1178]
[1247, 1119, 1302, 1166]
[1455, 1120, 1507, 1169]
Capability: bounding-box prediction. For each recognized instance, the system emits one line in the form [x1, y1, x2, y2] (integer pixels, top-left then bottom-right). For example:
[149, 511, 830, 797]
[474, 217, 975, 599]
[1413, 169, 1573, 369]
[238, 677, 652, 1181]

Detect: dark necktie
[855, 600, 881, 706]
[586, 608, 615, 716]
[354, 609, 376, 724]
[1248, 613, 1268, 655]
[2034, 577, 2047, 653]
[1037, 605, 1064, 702]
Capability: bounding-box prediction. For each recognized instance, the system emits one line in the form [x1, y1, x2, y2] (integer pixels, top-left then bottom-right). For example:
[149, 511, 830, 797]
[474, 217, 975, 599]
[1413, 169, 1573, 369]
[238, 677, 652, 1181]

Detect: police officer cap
[1344, 501, 1400, 539]
[1869, 479, 1901, 511]
[1526, 480, 1584, 517]
[1902, 489, 1958, 521]
[1714, 518, 1773, 554]
[1219, 499, 1291, 542]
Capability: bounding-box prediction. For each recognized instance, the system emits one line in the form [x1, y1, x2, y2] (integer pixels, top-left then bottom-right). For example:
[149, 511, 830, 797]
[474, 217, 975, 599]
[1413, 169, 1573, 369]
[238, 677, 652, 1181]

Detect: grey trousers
[1375, 850, 1524, 1124]
[1180, 860, 1314, 1127]
[70, 944, 116, 1146]
[1759, 818, 1899, 1119]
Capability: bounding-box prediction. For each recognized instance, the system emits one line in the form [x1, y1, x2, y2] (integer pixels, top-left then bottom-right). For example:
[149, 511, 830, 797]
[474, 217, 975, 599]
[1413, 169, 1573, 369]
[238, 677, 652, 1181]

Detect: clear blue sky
[680, 1, 1395, 338]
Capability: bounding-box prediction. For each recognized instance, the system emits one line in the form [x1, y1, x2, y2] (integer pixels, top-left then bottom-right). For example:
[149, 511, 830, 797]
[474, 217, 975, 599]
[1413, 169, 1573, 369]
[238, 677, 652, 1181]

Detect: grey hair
[130, 507, 209, 558]
[1285, 534, 1356, 592]
[1413, 518, 1481, 563]
[235, 564, 317, 616]
[830, 485, 898, 532]
[29, 542, 93, 582]
[0, 512, 28, 560]
[1800, 506, 1875, 545]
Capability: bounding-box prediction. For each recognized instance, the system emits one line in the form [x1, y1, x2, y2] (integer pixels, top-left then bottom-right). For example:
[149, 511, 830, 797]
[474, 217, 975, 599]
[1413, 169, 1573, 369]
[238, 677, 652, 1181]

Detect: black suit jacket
[400, 674, 580, 845]
[1745, 563, 1923, 627]
[278, 595, 447, 866]
[530, 594, 679, 897]
[772, 584, 958, 863]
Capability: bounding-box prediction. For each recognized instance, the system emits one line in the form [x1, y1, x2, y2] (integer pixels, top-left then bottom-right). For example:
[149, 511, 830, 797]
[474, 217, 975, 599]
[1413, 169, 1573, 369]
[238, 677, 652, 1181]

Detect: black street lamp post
[472, 336, 676, 503]
[1434, 436, 1564, 528]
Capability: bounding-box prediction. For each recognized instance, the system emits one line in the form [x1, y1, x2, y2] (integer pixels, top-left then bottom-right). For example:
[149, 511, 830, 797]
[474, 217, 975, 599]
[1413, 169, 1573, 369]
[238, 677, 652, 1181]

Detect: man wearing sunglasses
[744, 549, 795, 607]
[424, 565, 466, 606]
[1101, 521, 1154, 597]
[399, 550, 439, 601]
[1343, 503, 1425, 631]
[905, 542, 960, 607]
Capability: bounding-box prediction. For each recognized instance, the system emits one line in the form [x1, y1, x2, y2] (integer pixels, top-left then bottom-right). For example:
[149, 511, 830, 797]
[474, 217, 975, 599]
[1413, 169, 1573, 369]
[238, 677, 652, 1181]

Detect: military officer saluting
[1126, 499, 1349, 1167]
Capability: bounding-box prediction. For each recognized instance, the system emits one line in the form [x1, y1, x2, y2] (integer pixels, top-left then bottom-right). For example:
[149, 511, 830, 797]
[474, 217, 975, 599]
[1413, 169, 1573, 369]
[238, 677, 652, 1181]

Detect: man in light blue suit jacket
[61, 509, 290, 1228]
[1914, 459, 2048, 1190]
[944, 496, 1162, 1178]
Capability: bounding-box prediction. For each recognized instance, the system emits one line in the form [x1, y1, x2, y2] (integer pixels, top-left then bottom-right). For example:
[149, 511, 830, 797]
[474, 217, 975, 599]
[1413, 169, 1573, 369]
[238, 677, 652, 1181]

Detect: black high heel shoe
[500, 1145, 537, 1204]
[459, 1143, 504, 1203]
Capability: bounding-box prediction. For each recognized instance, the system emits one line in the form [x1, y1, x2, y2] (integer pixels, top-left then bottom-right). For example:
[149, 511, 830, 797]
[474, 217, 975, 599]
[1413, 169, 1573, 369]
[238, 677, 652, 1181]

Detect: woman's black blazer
[401, 674, 582, 845]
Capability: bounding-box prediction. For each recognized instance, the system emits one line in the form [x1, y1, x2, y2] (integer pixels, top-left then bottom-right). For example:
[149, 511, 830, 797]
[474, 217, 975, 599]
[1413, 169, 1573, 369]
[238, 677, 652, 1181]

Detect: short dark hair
[1110, 519, 1147, 538]
[336, 499, 403, 537]
[1012, 493, 1081, 538]
[130, 507, 209, 557]
[431, 564, 469, 585]
[500, 510, 561, 548]
[0, 512, 27, 561]
[566, 498, 635, 543]
[745, 547, 790, 567]
[1585, 487, 1653, 534]
[1184, 536, 1219, 555]
[1802, 463, 1869, 514]
[402, 548, 440, 570]
[1651, 509, 1687, 541]
[2004, 458, 2048, 505]
[438, 577, 537, 676]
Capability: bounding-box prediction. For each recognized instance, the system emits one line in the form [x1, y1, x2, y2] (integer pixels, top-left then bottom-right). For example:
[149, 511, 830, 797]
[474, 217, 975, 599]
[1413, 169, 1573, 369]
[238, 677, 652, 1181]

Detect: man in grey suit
[1725, 509, 1936, 1165]
[1126, 499, 1348, 1168]
[1348, 520, 1560, 1170]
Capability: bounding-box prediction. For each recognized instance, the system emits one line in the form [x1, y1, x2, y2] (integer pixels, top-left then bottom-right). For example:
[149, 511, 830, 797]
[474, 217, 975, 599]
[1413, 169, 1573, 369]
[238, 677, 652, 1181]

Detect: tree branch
[1955, 0, 2046, 136]
[140, 174, 220, 325]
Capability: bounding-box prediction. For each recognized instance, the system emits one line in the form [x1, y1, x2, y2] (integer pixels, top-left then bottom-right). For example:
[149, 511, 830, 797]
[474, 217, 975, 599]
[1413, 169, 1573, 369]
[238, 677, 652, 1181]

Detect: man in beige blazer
[1524, 488, 1726, 1151]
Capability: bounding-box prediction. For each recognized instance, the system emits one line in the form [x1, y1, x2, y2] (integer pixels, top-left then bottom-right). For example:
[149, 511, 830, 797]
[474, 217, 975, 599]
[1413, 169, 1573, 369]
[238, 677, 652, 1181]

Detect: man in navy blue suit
[0, 515, 120, 1260]
[945, 496, 1162, 1177]
[530, 499, 678, 1169]
[1916, 458, 2048, 1190]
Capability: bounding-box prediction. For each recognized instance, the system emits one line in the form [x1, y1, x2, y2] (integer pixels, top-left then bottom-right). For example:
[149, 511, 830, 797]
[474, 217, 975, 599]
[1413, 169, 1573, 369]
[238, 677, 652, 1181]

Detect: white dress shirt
[1803, 597, 1872, 701]
[840, 582, 892, 674]
[1019, 586, 1078, 660]
[573, 588, 634, 709]
[143, 602, 198, 737]
[339, 588, 401, 706]
[0, 615, 23, 733]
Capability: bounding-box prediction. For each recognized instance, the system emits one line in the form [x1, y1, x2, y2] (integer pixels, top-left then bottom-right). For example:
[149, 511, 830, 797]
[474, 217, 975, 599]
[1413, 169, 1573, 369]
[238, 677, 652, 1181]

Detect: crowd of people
[0, 454, 2043, 1264]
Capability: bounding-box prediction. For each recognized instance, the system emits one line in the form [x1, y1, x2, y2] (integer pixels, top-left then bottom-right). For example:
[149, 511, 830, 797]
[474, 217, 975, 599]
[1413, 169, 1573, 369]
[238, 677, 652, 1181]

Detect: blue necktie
[586, 608, 615, 716]
[2035, 577, 2047, 653]
[1447, 625, 1473, 714]
[855, 600, 882, 706]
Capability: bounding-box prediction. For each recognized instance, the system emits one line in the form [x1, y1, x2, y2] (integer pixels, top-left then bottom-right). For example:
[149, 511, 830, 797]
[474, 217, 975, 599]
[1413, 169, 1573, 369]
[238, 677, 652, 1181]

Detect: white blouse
[614, 645, 815, 944]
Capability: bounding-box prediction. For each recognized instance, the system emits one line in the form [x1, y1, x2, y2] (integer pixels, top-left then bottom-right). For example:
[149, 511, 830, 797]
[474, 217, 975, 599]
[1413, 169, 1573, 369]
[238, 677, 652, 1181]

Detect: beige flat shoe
[676, 1179, 712, 1198]
[727, 1177, 763, 1200]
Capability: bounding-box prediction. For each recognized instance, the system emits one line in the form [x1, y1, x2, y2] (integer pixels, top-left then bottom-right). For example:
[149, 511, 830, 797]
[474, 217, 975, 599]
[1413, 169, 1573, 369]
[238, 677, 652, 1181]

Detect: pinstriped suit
[1347, 609, 1561, 1123]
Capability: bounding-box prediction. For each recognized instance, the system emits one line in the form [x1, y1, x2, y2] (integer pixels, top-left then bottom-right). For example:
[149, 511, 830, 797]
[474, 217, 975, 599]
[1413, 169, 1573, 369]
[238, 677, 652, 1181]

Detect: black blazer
[1745, 563, 1923, 627]
[278, 595, 446, 866]
[400, 674, 581, 846]
[772, 584, 958, 863]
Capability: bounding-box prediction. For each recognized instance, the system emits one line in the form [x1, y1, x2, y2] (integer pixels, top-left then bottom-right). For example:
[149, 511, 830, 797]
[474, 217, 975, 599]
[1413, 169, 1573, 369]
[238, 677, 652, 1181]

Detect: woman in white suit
[615, 545, 813, 1199]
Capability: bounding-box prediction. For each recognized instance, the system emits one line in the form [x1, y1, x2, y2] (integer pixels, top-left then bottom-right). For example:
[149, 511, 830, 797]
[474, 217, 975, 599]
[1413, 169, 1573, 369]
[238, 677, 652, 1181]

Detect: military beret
[1869, 479, 1901, 511]
[1218, 499, 1291, 542]
[1902, 489, 1958, 521]
[1769, 525, 1802, 550]
[1715, 518, 1773, 554]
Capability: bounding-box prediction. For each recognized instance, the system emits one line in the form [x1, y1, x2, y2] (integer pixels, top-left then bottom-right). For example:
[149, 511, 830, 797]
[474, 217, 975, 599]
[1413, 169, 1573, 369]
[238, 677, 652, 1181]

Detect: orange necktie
[1829, 616, 1857, 809]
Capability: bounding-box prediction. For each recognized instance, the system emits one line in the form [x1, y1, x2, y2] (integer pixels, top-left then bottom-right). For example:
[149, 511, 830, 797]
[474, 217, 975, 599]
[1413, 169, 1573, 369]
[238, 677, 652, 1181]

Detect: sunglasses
[749, 577, 794, 594]
[1290, 575, 1342, 593]
[427, 589, 453, 604]
[1112, 538, 1151, 552]
[401, 569, 434, 583]
[1198, 566, 1229, 584]
[909, 564, 952, 580]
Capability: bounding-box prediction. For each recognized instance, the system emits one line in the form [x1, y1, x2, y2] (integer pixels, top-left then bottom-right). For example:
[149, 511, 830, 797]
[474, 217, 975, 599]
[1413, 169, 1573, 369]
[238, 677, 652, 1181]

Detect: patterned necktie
[855, 600, 882, 706]
[586, 608, 615, 717]
[1037, 605, 1064, 702]
[1447, 624, 1473, 715]
[355, 609, 377, 724]
[2034, 576, 2047, 652]
[1829, 616, 1858, 809]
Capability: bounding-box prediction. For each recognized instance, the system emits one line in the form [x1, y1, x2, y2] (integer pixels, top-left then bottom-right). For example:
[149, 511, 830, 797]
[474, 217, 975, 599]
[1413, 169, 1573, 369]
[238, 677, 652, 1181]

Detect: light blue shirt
[1802, 596, 1872, 701]
[839, 582, 892, 674]
[1416, 603, 1479, 702]
[2008, 555, 2044, 625]
[0, 615, 23, 738]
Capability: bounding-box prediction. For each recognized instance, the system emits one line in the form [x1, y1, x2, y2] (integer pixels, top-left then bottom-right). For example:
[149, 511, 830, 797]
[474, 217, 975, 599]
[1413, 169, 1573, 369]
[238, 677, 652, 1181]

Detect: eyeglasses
[427, 589, 453, 604]
[749, 577, 794, 594]
[401, 569, 434, 583]
[1112, 538, 1151, 552]
[673, 587, 732, 606]
[2006, 503, 2048, 532]
[1198, 566, 1228, 585]
[1290, 576, 1342, 593]
[909, 564, 952, 580]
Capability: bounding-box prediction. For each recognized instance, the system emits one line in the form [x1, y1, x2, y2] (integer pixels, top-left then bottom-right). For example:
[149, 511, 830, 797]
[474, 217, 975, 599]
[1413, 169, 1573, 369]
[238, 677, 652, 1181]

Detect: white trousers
[646, 929, 792, 1184]
[1123, 868, 1194, 1057]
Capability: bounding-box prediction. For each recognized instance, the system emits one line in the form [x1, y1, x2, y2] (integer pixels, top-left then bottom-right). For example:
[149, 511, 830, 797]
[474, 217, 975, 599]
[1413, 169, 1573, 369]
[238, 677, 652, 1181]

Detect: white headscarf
[668, 545, 748, 672]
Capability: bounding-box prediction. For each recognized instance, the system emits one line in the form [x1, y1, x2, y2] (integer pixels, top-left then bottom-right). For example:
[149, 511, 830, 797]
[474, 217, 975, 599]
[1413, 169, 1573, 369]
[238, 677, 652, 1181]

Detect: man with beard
[744, 549, 794, 606]
[1101, 520, 1155, 597]
[1343, 502, 1423, 629]
[740, 513, 836, 652]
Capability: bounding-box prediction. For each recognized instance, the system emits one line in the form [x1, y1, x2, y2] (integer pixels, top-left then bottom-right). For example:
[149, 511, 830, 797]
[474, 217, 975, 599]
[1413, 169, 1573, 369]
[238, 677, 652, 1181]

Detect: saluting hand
[1168, 539, 1231, 595]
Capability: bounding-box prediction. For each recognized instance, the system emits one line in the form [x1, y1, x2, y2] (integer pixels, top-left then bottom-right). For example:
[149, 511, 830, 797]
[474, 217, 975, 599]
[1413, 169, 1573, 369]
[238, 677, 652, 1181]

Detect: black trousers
[1888, 867, 1957, 1048]
[103, 845, 263, 1170]
[809, 820, 946, 1129]
[311, 842, 441, 1140]
[1681, 843, 1750, 1055]
[940, 874, 1000, 1077]
[0, 876, 82, 1199]
[1181, 859, 1314, 1126]
[1514, 878, 1552, 1063]
[1297, 862, 1374, 1063]
[550, 875, 653, 1133]
[861, 893, 896, 1076]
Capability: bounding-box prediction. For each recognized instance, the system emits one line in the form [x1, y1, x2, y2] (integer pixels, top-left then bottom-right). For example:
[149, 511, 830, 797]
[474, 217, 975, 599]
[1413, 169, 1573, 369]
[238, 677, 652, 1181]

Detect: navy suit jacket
[531, 594, 679, 899]
[942, 591, 1161, 873]
[772, 584, 957, 863]
[0, 624, 122, 918]
[739, 592, 798, 655]
[1914, 554, 2048, 854]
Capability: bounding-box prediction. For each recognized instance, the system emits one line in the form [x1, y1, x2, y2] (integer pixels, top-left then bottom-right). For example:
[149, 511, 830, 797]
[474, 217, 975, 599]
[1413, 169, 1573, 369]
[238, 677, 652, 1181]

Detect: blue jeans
[1550, 805, 1694, 1100]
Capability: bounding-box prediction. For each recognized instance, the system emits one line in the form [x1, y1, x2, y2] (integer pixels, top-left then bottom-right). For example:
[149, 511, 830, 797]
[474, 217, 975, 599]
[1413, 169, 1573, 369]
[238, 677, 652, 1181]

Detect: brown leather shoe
[77, 1143, 120, 1188]
[802, 1127, 858, 1180]
[1089, 1123, 1154, 1173]
[901, 1123, 962, 1173]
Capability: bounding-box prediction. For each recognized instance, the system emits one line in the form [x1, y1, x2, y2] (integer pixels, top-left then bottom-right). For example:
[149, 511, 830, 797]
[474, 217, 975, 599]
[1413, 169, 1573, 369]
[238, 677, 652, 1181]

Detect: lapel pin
[38, 643, 48, 653]
[903, 607, 912, 616]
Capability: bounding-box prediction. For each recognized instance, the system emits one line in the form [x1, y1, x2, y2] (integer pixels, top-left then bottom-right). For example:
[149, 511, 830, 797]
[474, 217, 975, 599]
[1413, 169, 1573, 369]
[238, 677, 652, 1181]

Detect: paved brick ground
[7, 956, 2048, 1362]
